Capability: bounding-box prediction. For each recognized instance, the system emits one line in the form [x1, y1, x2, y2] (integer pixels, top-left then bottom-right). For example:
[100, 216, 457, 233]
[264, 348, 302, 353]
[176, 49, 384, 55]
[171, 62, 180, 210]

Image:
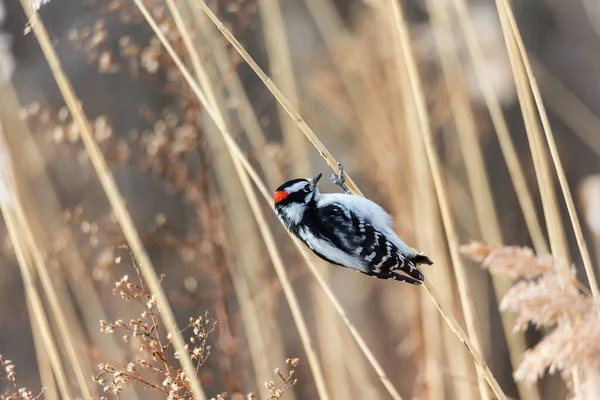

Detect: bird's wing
[307, 203, 411, 277]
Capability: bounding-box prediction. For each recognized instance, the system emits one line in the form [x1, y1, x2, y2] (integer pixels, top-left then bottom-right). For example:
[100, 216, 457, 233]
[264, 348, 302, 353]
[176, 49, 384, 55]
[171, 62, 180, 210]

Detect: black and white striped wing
[304, 203, 424, 284]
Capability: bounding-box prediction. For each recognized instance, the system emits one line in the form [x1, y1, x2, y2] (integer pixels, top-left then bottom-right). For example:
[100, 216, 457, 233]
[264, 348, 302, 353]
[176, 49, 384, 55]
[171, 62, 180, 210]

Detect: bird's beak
[310, 173, 322, 188]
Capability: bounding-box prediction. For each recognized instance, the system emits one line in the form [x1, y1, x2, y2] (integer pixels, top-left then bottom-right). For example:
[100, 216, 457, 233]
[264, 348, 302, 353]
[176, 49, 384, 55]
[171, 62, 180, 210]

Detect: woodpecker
[274, 164, 432, 285]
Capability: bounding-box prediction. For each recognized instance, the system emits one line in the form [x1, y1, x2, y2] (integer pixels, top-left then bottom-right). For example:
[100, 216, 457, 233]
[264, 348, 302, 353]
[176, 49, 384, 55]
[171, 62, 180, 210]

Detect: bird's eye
[303, 184, 311, 192]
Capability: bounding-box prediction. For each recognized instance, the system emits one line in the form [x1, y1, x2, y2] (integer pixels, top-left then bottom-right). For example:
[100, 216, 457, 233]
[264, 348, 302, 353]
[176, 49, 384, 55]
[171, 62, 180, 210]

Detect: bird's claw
[330, 162, 352, 194]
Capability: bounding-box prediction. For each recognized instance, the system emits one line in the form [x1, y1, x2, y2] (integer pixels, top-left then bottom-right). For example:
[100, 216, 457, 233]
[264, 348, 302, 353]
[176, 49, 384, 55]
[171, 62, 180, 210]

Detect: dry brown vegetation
[1, 0, 600, 399]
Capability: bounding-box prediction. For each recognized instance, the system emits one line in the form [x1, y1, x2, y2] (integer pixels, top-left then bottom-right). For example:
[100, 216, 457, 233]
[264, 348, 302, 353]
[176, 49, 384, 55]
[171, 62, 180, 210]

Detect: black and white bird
[274, 166, 433, 285]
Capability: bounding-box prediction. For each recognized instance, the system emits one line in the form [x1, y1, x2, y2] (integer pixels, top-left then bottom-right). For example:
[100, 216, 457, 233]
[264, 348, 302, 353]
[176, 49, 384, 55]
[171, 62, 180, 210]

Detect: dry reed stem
[1, 123, 94, 398]
[402, 75, 451, 400]
[0, 84, 137, 384]
[392, 17, 460, 399]
[423, 1, 540, 398]
[495, 0, 600, 298]
[193, 0, 364, 197]
[29, 302, 59, 400]
[388, 0, 505, 398]
[11, 179, 95, 399]
[230, 155, 331, 400]
[0, 131, 72, 399]
[490, 3, 590, 393]
[131, 4, 404, 398]
[189, 1, 512, 398]
[168, 6, 276, 396]
[392, 15, 473, 399]
[161, 1, 327, 397]
[504, 26, 570, 263]
[18, 4, 208, 400]
[257, 0, 308, 176]
[187, 2, 284, 186]
[533, 62, 600, 158]
[0, 126, 95, 398]
[449, 0, 548, 256]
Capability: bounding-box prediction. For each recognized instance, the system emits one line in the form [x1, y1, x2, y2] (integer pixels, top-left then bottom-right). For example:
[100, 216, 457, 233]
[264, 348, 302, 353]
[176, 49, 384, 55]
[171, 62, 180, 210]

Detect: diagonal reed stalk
[18, 4, 208, 400]
[533, 62, 600, 158]
[423, 0, 541, 399]
[257, 0, 308, 176]
[30, 303, 59, 400]
[387, 0, 504, 398]
[0, 124, 73, 400]
[161, 1, 329, 397]
[494, 0, 600, 298]
[1, 122, 95, 398]
[0, 83, 139, 393]
[191, 0, 506, 398]
[131, 2, 403, 398]
[0, 121, 95, 399]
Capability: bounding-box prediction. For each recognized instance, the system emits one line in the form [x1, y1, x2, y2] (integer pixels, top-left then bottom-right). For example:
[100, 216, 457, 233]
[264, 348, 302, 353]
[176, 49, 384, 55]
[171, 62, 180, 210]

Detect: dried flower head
[464, 241, 600, 397]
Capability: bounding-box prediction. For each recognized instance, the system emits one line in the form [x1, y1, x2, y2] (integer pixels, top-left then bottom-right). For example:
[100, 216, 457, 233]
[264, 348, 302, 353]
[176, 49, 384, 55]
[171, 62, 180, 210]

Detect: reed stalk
[450, 0, 549, 256]
[423, 1, 541, 398]
[494, 0, 600, 298]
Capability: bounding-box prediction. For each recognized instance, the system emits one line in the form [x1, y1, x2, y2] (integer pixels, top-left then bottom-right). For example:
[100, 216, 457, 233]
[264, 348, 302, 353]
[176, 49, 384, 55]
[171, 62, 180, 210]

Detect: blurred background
[0, 0, 599, 399]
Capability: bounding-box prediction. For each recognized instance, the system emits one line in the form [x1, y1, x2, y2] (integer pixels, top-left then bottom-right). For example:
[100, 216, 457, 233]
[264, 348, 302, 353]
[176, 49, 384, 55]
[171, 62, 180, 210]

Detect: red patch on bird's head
[274, 190, 289, 204]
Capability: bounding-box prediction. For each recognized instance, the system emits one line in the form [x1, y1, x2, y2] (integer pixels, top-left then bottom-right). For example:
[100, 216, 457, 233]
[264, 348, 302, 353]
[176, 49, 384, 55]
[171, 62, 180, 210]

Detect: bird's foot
[330, 162, 352, 194]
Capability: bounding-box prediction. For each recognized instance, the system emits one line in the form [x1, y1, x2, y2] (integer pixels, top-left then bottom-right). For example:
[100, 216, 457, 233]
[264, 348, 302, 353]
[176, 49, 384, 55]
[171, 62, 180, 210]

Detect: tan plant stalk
[402, 74, 453, 400]
[4, 225, 72, 400]
[387, 0, 506, 398]
[0, 124, 95, 399]
[1, 123, 95, 398]
[185, 1, 284, 186]
[533, 62, 600, 158]
[166, 2, 279, 394]
[162, 1, 326, 397]
[0, 83, 137, 384]
[193, 0, 364, 196]
[230, 154, 331, 400]
[257, 0, 308, 176]
[494, 0, 600, 298]
[29, 301, 59, 400]
[0, 133, 72, 399]
[259, 3, 362, 397]
[10, 172, 95, 399]
[423, 0, 540, 398]
[128, 4, 404, 398]
[391, 15, 461, 399]
[17, 4, 208, 400]
[449, 0, 548, 256]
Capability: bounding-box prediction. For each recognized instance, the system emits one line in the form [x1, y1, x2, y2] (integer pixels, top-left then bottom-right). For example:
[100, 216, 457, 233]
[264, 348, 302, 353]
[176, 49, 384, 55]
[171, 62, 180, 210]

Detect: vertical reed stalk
[257, 0, 308, 176]
[495, 0, 600, 298]
[0, 127, 73, 399]
[29, 302, 59, 400]
[424, 1, 541, 398]
[450, 0, 549, 255]
[533, 63, 600, 158]
[387, 0, 506, 398]
[0, 83, 137, 382]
